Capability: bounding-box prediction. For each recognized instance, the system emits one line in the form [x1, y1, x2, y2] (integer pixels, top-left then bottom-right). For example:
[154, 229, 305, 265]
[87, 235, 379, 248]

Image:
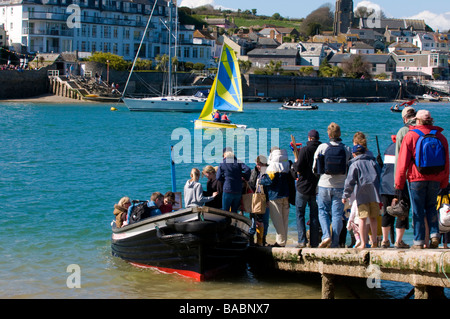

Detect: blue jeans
[249, 208, 269, 236]
[409, 181, 440, 245]
[222, 192, 242, 213]
[295, 191, 319, 247]
[317, 186, 345, 248]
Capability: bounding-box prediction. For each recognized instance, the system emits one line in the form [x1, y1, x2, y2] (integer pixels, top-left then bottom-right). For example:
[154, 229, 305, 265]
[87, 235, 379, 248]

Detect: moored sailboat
[122, 0, 206, 112]
[194, 44, 246, 129]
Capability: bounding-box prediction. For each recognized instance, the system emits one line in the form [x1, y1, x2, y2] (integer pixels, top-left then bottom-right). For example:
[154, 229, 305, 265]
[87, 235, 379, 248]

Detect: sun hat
[415, 109, 432, 121]
[401, 106, 415, 119]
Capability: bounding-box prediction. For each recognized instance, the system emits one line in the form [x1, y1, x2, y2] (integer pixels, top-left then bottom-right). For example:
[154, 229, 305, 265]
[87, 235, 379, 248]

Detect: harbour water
[1, 100, 450, 300]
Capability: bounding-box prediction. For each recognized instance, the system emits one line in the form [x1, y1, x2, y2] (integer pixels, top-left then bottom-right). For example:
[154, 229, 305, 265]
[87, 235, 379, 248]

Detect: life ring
[289, 142, 302, 152]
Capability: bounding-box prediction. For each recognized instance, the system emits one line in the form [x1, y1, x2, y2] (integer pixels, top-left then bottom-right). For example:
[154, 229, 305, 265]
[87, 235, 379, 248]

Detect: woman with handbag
[249, 155, 270, 246]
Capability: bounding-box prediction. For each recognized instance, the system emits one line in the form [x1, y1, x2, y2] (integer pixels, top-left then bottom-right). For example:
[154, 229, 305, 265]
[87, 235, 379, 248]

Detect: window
[184, 47, 189, 58]
[192, 47, 198, 58]
[409, 58, 414, 62]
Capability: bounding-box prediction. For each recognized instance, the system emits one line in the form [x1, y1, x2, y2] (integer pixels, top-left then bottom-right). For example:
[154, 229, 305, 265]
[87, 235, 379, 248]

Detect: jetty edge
[248, 246, 450, 299]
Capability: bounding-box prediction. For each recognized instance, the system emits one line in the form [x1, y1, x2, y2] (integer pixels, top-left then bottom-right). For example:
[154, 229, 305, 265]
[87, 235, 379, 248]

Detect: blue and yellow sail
[197, 44, 244, 124]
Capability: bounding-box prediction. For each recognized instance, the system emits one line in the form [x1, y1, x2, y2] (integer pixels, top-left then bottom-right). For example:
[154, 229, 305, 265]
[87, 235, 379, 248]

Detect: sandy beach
[0, 93, 96, 104]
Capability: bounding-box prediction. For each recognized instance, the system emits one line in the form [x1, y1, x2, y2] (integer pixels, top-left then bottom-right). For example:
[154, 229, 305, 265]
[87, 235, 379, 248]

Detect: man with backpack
[395, 110, 449, 249]
[313, 122, 352, 248]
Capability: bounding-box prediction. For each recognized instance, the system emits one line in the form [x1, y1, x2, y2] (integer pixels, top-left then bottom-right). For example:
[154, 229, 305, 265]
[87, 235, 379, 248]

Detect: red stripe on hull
[129, 262, 204, 281]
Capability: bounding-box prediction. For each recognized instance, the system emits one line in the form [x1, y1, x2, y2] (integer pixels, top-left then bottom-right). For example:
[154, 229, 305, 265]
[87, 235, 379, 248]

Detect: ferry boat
[111, 206, 251, 281]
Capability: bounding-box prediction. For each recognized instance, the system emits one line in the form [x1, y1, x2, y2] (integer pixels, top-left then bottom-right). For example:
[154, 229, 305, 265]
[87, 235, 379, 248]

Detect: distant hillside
[179, 5, 303, 30]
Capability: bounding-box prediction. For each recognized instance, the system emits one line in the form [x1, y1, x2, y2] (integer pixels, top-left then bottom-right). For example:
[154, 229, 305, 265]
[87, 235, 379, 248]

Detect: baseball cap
[308, 129, 319, 139]
[352, 144, 366, 154]
[401, 106, 415, 119]
[415, 110, 432, 121]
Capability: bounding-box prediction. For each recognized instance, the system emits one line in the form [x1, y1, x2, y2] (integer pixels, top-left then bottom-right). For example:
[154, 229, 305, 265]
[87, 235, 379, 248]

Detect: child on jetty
[342, 144, 382, 249]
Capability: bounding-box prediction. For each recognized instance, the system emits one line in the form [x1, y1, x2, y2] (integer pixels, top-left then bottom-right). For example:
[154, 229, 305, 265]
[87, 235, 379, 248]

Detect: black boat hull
[111, 207, 251, 280]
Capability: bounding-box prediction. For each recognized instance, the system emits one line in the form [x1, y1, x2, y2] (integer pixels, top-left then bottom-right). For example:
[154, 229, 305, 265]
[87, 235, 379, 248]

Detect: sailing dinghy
[194, 44, 246, 129]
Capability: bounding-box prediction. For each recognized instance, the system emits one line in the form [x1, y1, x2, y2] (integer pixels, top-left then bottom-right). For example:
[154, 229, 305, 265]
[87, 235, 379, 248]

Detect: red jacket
[395, 125, 449, 190]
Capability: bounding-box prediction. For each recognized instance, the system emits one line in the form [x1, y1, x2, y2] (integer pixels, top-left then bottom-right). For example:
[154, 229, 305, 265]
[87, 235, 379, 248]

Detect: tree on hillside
[271, 13, 282, 20]
[300, 4, 333, 36]
[342, 55, 371, 79]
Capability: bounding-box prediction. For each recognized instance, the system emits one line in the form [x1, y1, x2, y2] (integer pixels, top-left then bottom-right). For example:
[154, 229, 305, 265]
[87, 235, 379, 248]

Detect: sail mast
[167, 0, 173, 97]
[122, 0, 158, 99]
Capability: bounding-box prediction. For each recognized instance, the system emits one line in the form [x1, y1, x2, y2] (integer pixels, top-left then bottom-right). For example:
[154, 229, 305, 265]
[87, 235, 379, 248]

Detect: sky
[178, 0, 450, 32]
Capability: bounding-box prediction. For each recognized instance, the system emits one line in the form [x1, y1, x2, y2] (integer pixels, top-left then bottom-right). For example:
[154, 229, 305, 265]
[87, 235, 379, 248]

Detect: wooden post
[321, 273, 335, 299]
[290, 135, 299, 161]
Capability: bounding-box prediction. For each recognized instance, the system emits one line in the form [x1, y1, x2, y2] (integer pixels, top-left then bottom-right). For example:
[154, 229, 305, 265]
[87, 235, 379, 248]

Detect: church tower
[333, 0, 354, 35]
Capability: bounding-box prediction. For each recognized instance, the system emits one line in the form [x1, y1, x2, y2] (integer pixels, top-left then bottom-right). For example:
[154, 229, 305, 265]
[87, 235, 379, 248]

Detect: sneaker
[430, 238, 439, 249]
[296, 243, 306, 248]
[395, 240, 410, 249]
[411, 245, 423, 249]
[381, 240, 390, 248]
[319, 238, 331, 248]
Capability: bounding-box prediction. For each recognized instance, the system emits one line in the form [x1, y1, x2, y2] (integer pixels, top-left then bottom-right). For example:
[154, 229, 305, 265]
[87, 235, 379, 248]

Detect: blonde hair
[118, 196, 131, 207]
[327, 122, 341, 139]
[353, 131, 368, 148]
[223, 151, 235, 159]
[202, 165, 216, 176]
[190, 168, 201, 181]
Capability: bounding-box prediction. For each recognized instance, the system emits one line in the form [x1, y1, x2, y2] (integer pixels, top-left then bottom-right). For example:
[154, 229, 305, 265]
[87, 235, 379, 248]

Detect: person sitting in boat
[221, 113, 231, 124]
[213, 110, 221, 122]
[160, 191, 177, 213]
[125, 192, 163, 225]
[184, 168, 217, 208]
[113, 196, 131, 228]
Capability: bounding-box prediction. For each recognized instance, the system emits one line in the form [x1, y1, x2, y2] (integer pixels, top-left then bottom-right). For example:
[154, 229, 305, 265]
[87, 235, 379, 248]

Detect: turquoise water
[1, 100, 450, 299]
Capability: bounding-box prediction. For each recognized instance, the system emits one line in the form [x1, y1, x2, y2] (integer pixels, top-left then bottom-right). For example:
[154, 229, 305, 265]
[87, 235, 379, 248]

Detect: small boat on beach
[322, 98, 333, 103]
[423, 94, 440, 102]
[111, 206, 251, 281]
[335, 98, 347, 103]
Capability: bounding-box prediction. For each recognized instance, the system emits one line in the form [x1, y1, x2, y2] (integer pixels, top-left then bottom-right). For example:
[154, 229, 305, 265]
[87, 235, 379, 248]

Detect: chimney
[270, 30, 275, 39]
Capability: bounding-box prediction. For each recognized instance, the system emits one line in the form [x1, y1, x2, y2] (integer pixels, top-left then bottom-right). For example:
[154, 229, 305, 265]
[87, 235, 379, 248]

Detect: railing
[48, 70, 59, 77]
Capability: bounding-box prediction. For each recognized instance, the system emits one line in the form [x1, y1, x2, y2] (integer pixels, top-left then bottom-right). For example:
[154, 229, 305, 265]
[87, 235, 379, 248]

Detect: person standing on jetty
[313, 123, 352, 248]
[293, 129, 321, 248]
[261, 148, 291, 247]
[380, 135, 409, 249]
[342, 144, 382, 249]
[395, 110, 449, 249]
[216, 148, 251, 213]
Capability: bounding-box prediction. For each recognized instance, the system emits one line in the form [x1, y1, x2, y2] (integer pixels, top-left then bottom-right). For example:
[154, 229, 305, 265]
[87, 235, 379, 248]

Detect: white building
[0, 0, 186, 61]
[177, 25, 216, 68]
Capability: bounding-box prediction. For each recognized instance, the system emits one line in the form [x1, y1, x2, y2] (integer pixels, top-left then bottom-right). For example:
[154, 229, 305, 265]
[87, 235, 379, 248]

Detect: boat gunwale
[112, 206, 252, 234]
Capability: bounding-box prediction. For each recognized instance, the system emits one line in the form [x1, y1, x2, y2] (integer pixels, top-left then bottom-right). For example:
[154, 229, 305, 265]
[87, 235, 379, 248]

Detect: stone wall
[243, 74, 401, 100]
[0, 64, 425, 101]
[0, 68, 49, 99]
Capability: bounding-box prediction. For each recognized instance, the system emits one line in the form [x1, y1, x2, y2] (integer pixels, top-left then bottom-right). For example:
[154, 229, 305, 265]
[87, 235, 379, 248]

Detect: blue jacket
[216, 157, 251, 193]
[260, 172, 290, 200]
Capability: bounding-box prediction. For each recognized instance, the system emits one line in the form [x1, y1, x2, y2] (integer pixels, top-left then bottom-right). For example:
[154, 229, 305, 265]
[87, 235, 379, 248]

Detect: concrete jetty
[248, 247, 450, 299]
